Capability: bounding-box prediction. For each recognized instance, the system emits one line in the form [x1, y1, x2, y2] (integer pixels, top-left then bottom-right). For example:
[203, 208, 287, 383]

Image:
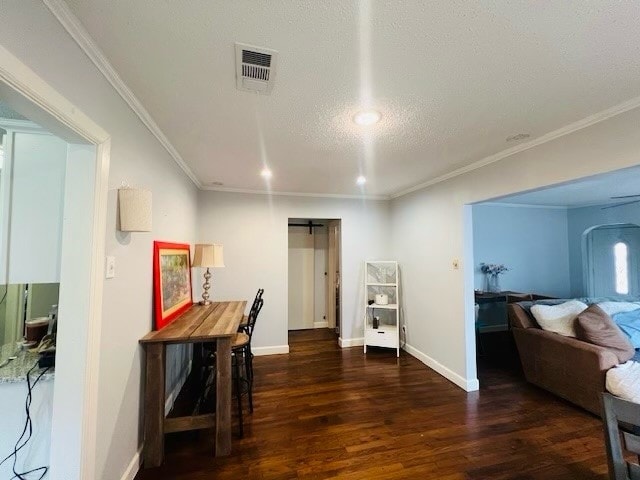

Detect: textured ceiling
[492, 165, 640, 208]
[63, 1, 640, 196]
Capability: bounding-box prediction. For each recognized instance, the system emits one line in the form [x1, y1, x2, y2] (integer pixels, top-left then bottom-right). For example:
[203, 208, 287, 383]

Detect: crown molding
[476, 202, 568, 210]
[44, 0, 202, 188]
[390, 94, 640, 199]
[200, 185, 390, 201]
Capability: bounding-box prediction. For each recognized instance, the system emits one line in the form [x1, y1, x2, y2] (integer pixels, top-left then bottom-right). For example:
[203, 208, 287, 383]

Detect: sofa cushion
[575, 304, 635, 363]
[606, 361, 640, 403]
[530, 300, 588, 337]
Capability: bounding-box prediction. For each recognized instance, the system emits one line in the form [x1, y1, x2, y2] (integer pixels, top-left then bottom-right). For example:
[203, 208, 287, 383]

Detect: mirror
[0, 283, 59, 349]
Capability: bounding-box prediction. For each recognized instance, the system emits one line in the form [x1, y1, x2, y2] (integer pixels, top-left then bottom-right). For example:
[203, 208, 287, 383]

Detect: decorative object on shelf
[118, 186, 152, 232]
[375, 293, 389, 305]
[191, 243, 225, 305]
[364, 261, 400, 357]
[153, 241, 192, 330]
[480, 263, 509, 293]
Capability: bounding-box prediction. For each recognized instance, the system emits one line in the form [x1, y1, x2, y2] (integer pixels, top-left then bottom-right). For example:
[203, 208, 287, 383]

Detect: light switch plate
[105, 256, 116, 279]
[452, 259, 460, 270]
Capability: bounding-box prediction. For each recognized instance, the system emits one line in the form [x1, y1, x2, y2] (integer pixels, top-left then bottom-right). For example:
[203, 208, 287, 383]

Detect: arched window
[614, 242, 629, 295]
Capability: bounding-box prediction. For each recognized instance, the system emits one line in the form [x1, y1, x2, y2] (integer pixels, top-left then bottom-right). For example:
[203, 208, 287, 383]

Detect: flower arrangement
[480, 263, 509, 275]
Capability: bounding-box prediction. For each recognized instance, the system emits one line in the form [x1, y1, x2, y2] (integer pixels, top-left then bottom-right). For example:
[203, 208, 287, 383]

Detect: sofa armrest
[512, 327, 619, 415]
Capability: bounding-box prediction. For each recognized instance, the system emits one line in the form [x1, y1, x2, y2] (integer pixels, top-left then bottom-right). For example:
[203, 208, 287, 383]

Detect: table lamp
[192, 243, 225, 305]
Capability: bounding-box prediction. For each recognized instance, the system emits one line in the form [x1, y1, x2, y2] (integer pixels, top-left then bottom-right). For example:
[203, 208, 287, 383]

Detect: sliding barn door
[288, 227, 315, 330]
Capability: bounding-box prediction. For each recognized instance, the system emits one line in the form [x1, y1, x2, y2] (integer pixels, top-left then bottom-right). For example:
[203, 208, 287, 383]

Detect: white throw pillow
[530, 300, 588, 337]
[597, 301, 640, 317]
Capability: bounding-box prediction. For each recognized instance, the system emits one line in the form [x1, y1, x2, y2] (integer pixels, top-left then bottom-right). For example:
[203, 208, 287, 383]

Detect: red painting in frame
[153, 241, 193, 330]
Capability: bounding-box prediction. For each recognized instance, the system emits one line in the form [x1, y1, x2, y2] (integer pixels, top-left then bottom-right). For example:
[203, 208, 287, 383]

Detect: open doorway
[287, 219, 341, 345]
[0, 48, 110, 478]
[468, 163, 640, 394]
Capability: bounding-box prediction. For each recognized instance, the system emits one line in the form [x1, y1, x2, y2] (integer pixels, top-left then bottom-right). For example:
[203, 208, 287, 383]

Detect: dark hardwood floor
[135, 329, 609, 479]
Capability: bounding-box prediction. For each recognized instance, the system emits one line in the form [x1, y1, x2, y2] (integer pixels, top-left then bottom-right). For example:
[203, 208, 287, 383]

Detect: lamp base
[200, 268, 212, 306]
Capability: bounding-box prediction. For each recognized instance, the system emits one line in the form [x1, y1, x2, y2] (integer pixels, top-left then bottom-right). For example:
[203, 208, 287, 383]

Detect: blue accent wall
[567, 202, 640, 297]
[472, 204, 571, 297]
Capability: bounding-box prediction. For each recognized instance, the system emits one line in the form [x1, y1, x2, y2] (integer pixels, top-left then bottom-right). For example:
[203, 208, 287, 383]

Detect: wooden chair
[602, 393, 640, 480]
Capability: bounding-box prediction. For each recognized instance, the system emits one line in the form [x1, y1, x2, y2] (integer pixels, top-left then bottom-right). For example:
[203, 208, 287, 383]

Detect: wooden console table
[139, 300, 246, 467]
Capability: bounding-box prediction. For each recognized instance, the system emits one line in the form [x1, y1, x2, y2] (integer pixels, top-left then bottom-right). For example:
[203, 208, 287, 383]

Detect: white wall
[0, 3, 199, 479]
[472, 204, 571, 298]
[392, 104, 640, 390]
[197, 192, 390, 349]
[50, 142, 96, 479]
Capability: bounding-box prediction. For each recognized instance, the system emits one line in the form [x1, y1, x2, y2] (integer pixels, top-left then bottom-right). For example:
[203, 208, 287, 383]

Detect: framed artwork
[153, 241, 193, 330]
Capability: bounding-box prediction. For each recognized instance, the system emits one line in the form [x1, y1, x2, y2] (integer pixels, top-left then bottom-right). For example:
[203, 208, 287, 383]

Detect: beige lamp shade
[118, 188, 152, 232]
[192, 243, 225, 268]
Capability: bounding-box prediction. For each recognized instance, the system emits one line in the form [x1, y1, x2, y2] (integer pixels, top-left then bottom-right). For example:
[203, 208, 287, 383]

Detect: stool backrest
[246, 298, 264, 339]
[250, 288, 264, 312]
[602, 393, 640, 480]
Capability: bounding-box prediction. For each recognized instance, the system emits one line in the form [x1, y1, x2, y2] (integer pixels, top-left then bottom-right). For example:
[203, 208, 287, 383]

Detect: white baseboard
[120, 446, 142, 480]
[338, 337, 364, 348]
[165, 360, 192, 415]
[403, 343, 479, 392]
[313, 321, 329, 328]
[252, 345, 289, 356]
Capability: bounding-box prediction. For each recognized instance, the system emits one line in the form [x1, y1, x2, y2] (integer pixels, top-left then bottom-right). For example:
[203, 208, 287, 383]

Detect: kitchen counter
[0, 342, 54, 384]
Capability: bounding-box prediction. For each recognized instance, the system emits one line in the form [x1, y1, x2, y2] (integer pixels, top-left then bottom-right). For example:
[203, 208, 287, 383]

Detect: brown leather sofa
[508, 303, 619, 416]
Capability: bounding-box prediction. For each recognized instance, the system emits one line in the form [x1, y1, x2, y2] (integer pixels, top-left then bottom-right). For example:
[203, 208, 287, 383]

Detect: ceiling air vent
[235, 43, 278, 94]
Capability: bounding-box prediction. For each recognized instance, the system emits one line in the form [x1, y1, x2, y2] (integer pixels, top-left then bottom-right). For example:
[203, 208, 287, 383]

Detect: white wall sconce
[118, 187, 152, 232]
[192, 243, 225, 305]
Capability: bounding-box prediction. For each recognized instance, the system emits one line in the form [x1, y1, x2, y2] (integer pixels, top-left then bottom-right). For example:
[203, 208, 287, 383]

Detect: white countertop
[0, 342, 54, 384]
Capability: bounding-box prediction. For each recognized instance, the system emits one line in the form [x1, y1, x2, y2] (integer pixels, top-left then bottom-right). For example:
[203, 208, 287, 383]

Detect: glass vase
[487, 273, 500, 293]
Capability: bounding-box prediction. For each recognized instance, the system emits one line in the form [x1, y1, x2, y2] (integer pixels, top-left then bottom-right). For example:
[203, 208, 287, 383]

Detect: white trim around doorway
[0, 44, 110, 479]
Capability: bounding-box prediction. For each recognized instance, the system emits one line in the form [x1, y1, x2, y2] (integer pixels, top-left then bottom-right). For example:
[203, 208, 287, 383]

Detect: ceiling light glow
[260, 168, 272, 179]
[353, 110, 381, 126]
[356, 175, 367, 185]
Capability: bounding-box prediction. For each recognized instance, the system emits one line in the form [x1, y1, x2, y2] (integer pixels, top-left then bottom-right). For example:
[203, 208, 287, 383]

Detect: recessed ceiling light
[353, 110, 381, 126]
[260, 168, 272, 179]
[506, 133, 531, 142]
[356, 175, 367, 185]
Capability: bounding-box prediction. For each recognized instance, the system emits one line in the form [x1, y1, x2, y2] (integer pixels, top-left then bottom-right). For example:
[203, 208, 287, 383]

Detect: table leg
[143, 343, 166, 467]
[215, 337, 232, 456]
